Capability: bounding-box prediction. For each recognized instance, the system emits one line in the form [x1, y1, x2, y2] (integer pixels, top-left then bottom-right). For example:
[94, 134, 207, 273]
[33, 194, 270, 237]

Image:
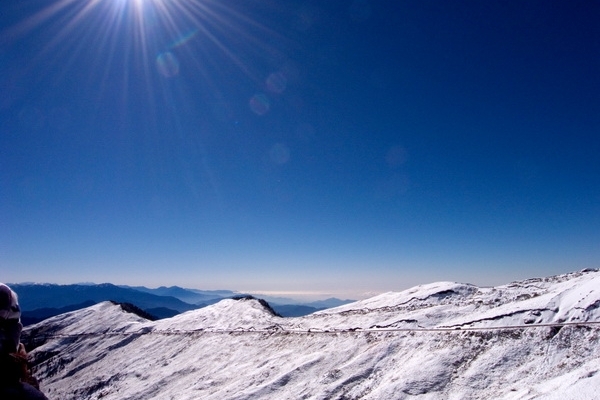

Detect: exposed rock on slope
[24, 269, 600, 399]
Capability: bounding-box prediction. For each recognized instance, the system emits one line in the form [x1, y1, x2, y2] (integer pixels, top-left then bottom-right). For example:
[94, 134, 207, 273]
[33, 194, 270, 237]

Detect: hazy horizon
[8, 267, 594, 303]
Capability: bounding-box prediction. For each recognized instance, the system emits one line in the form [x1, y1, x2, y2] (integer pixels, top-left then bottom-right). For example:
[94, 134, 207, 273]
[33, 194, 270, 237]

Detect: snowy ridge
[23, 269, 600, 399]
[303, 269, 600, 331]
[152, 297, 280, 332]
[25, 301, 151, 336]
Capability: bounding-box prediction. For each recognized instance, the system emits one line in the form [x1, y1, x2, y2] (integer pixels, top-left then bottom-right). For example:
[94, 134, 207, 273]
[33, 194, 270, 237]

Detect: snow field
[24, 269, 600, 399]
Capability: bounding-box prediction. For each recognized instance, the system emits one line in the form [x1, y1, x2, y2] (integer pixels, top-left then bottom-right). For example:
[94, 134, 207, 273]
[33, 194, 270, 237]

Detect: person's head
[0, 283, 22, 354]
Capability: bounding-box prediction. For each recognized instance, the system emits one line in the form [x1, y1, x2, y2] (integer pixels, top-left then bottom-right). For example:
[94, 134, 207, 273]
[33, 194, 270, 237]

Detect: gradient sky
[1, 0, 599, 300]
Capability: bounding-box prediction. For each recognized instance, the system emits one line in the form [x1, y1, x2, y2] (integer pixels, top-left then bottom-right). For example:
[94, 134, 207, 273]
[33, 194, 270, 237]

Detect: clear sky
[1, 0, 599, 300]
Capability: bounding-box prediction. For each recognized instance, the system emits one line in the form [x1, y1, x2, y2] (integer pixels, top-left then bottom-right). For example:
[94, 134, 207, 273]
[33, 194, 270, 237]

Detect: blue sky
[1, 0, 599, 300]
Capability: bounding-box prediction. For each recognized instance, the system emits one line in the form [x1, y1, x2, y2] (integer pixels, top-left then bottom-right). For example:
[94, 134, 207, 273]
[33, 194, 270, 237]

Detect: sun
[2, 0, 287, 127]
[2, 0, 207, 87]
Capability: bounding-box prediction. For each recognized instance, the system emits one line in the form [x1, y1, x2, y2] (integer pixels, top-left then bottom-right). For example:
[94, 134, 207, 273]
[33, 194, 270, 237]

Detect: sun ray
[2, 0, 293, 131]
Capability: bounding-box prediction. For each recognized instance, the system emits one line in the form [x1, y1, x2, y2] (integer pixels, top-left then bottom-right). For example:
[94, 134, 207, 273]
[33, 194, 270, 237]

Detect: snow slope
[23, 269, 600, 399]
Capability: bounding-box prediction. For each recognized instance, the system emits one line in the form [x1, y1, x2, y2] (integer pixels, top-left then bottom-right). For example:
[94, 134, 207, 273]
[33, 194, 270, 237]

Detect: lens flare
[249, 93, 270, 116]
[269, 143, 290, 165]
[266, 71, 287, 94]
[168, 29, 198, 49]
[156, 51, 180, 77]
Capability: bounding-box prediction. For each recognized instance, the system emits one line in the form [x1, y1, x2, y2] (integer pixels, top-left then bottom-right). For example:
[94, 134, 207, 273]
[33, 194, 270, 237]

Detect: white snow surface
[24, 269, 600, 399]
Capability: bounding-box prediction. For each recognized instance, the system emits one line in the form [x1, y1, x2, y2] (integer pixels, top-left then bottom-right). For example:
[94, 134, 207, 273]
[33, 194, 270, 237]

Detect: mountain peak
[151, 296, 283, 332]
[231, 295, 282, 317]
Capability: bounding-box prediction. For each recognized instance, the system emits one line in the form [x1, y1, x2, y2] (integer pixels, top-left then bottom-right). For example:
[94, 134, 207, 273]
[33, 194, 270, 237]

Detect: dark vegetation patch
[545, 325, 563, 340]
[232, 295, 282, 317]
[110, 301, 157, 321]
[585, 300, 600, 312]
[430, 290, 456, 300]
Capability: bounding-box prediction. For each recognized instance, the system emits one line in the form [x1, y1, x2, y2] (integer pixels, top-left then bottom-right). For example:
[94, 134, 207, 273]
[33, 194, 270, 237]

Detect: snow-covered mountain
[23, 269, 600, 399]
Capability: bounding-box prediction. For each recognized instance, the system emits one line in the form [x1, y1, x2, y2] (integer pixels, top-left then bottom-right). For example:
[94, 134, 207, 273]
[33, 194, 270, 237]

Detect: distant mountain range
[9, 283, 354, 324]
[119, 285, 236, 305]
[21, 269, 600, 399]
